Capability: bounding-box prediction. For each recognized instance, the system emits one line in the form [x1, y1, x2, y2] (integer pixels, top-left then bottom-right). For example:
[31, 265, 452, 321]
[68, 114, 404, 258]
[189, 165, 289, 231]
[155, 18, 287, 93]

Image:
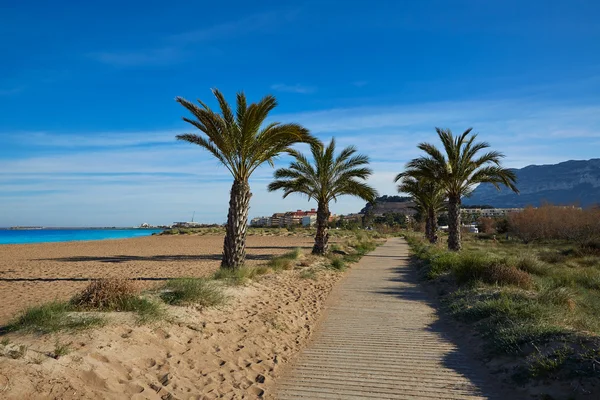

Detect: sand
[0, 234, 312, 324]
[0, 234, 345, 399]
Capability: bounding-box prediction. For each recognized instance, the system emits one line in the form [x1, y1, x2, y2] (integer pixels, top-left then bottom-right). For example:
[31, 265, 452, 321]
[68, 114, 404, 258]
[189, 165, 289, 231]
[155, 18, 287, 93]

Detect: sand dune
[0, 234, 344, 399]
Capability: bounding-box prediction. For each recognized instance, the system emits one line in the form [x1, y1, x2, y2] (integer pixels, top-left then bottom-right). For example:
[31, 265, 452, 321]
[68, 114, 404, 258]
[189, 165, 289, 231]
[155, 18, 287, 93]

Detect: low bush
[71, 278, 162, 323]
[71, 278, 139, 310]
[160, 278, 226, 307]
[514, 255, 548, 276]
[453, 254, 532, 288]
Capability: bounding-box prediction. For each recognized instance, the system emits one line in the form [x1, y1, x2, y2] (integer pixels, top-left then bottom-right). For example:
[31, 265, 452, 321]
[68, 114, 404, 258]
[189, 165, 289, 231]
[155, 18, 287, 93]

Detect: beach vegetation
[5, 301, 105, 334]
[52, 340, 72, 358]
[268, 138, 377, 255]
[402, 128, 518, 251]
[71, 278, 163, 323]
[405, 231, 600, 383]
[299, 269, 317, 280]
[212, 266, 264, 285]
[160, 278, 226, 307]
[176, 89, 314, 269]
[267, 248, 302, 271]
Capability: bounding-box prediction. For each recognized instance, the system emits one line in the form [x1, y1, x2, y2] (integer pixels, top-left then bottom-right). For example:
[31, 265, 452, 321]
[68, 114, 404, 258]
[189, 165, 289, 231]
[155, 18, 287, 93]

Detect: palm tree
[405, 128, 518, 251]
[176, 89, 314, 269]
[395, 174, 445, 243]
[268, 138, 378, 255]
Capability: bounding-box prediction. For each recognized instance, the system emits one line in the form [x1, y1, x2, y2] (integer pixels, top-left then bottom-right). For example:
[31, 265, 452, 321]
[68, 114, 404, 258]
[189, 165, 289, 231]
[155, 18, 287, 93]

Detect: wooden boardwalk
[275, 238, 498, 399]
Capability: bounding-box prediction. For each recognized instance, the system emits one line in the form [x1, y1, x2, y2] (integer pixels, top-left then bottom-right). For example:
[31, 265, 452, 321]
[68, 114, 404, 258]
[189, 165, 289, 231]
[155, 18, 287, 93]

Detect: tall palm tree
[395, 174, 445, 243]
[268, 138, 378, 255]
[405, 128, 518, 251]
[177, 89, 314, 269]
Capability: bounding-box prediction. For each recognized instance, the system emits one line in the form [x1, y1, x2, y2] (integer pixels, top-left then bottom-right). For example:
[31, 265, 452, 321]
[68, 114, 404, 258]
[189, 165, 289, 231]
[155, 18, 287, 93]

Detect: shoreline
[0, 229, 163, 246]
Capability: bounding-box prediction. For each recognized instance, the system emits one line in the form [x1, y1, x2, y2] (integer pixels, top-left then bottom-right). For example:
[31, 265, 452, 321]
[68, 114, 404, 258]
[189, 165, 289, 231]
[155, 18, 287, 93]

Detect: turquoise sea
[0, 229, 163, 245]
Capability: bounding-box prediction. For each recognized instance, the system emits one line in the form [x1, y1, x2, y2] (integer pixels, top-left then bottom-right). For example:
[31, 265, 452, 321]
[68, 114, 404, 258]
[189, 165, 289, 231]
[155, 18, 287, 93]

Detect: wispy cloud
[89, 11, 296, 67]
[2, 94, 599, 226]
[4, 130, 179, 148]
[270, 83, 316, 94]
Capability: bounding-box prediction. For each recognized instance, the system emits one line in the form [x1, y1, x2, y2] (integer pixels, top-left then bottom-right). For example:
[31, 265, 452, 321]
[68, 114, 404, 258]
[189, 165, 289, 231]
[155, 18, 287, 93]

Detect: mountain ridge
[464, 158, 600, 208]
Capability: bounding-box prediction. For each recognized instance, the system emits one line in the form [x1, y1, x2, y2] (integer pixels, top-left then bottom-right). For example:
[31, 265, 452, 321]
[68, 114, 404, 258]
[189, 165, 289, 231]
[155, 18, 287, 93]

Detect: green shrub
[453, 254, 532, 288]
[327, 257, 347, 271]
[515, 255, 548, 276]
[160, 278, 226, 307]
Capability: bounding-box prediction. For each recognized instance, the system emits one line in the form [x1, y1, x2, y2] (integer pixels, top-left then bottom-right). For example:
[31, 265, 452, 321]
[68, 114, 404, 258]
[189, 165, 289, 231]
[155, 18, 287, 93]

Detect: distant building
[250, 209, 318, 227]
[302, 214, 317, 227]
[172, 221, 203, 228]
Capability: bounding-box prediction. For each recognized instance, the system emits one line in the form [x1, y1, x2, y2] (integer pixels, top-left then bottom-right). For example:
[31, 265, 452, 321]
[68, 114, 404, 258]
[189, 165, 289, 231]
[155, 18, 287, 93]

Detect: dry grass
[71, 278, 139, 310]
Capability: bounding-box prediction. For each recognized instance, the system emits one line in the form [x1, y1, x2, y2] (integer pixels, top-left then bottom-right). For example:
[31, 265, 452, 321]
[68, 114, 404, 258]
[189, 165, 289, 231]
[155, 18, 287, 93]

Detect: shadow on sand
[33, 252, 279, 264]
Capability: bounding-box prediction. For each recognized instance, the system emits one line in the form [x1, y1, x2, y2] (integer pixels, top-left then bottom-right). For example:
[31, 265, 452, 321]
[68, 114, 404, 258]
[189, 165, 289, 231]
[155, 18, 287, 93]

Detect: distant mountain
[464, 159, 600, 208]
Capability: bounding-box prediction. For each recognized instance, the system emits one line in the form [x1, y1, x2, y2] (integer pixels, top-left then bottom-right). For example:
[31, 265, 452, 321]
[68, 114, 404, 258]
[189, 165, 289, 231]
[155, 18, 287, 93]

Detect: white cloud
[5, 130, 179, 148]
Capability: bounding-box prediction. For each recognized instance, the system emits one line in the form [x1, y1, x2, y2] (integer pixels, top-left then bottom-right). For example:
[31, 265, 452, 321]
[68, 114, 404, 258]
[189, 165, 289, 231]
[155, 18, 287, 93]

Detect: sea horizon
[0, 228, 163, 245]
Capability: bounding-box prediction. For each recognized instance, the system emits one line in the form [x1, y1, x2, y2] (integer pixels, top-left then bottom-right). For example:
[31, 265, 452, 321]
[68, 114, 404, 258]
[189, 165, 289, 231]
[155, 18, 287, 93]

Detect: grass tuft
[268, 248, 302, 271]
[160, 278, 226, 307]
[327, 256, 347, 271]
[71, 279, 163, 323]
[213, 266, 261, 285]
[52, 340, 72, 358]
[6, 302, 105, 334]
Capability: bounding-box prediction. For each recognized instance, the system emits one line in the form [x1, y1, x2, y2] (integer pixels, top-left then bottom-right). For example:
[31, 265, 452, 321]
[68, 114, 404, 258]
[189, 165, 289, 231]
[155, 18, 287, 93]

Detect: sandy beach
[0, 234, 313, 325]
[0, 233, 347, 399]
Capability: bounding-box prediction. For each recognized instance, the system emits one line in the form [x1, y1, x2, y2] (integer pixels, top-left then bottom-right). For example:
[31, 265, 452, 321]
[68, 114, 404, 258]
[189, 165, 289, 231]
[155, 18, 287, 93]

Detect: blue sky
[1, 0, 599, 226]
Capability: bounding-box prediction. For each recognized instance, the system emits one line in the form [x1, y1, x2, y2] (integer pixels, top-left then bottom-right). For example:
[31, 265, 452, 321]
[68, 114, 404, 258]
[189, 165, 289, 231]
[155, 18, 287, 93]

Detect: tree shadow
[0, 276, 174, 282]
[370, 255, 525, 400]
[34, 253, 276, 263]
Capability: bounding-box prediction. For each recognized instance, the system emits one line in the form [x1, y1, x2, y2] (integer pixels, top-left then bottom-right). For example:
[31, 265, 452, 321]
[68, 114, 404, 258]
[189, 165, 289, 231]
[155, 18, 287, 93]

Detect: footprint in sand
[123, 383, 144, 395]
[144, 358, 157, 368]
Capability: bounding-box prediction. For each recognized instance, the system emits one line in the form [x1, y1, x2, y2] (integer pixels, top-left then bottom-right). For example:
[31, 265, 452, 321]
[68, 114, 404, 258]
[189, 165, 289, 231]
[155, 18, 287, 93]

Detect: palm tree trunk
[447, 195, 462, 251]
[222, 180, 251, 269]
[312, 201, 330, 255]
[427, 208, 438, 244]
[431, 209, 439, 244]
[424, 213, 432, 242]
